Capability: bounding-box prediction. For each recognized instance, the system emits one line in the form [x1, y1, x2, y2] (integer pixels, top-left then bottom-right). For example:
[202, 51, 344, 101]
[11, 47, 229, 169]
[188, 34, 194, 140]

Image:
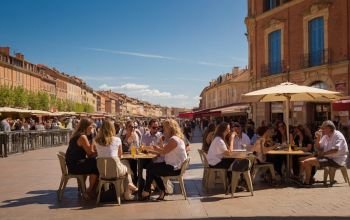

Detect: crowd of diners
[63, 115, 349, 202]
[202, 119, 349, 187]
[65, 117, 189, 201]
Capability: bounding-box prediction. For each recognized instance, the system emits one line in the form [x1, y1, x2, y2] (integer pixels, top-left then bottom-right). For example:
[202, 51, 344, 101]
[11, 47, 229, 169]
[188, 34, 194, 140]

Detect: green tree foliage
[38, 92, 49, 111]
[0, 86, 95, 113]
[56, 99, 65, 111]
[13, 86, 27, 108]
[0, 85, 15, 107]
[27, 91, 40, 110]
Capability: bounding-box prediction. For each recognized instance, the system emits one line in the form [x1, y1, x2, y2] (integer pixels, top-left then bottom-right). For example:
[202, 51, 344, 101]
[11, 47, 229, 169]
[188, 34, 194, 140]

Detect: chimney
[15, 53, 24, 60]
[0, 47, 10, 56]
[232, 66, 240, 75]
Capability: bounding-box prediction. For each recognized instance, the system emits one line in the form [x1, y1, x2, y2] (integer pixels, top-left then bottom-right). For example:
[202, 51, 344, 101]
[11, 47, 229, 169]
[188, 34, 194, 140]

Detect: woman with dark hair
[293, 124, 314, 177]
[206, 122, 233, 169]
[253, 126, 275, 163]
[65, 118, 98, 200]
[274, 121, 294, 146]
[121, 120, 140, 184]
[202, 123, 216, 153]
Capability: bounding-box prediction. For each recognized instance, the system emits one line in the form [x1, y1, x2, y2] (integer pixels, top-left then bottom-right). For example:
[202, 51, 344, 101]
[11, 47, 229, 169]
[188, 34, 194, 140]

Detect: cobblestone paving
[0, 127, 349, 220]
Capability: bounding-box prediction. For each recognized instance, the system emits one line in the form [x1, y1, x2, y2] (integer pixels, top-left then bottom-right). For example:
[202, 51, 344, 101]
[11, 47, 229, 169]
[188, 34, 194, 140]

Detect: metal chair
[198, 149, 227, 191]
[252, 161, 276, 183]
[96, 157, 126, 205]
[163, 157, 191, 199]
[323, 165, 350, 187]
[57, 152, 86, 201]
[230, 155, 255, 197]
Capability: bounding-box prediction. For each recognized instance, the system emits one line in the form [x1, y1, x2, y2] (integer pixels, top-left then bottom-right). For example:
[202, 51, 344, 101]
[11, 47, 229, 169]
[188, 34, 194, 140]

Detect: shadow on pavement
[0, 188, 96, 210]
[149, 217, 350, 220]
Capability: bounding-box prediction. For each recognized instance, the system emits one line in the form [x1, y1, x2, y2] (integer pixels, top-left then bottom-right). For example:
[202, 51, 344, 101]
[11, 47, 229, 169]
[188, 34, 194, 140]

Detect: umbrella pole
[286, 96, 290, 150]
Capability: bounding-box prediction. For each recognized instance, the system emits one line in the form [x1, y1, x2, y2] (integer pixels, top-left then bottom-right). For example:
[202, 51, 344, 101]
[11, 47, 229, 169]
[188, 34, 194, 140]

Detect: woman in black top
[292, 124, 314, 177]
[65, 118, 98, 200]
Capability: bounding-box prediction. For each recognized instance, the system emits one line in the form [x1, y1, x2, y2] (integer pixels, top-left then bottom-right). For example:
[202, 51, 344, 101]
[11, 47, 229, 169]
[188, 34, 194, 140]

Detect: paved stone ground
[0, 127, 350, 220]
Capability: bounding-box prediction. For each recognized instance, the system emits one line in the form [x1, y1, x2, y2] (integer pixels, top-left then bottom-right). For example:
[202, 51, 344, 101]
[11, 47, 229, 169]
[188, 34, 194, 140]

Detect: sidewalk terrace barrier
[0, 129, 72, 157]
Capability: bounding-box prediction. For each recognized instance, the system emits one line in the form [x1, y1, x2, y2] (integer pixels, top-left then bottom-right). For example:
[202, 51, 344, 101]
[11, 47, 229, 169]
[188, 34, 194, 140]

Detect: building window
[308, 17, 324, 67]
[268, 30, 282, 74]
[264, 0, 280, 11]
[311, 81, 327, 90]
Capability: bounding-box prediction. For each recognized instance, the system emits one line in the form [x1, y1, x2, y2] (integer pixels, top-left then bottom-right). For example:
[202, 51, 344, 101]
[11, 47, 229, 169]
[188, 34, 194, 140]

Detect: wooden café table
[122, 152, 157, 200]
[223, 150, 253, 159]
[267, 148, 312, 182]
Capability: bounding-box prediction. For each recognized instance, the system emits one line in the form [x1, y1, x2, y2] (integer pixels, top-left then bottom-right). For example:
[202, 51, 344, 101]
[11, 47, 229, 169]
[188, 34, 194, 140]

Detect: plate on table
[233, 149, 247, 152]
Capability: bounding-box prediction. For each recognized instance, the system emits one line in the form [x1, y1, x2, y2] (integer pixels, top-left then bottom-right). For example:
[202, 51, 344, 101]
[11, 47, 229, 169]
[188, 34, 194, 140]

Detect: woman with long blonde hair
[142, 119, 187, 201]
[95, 120, 137, 200]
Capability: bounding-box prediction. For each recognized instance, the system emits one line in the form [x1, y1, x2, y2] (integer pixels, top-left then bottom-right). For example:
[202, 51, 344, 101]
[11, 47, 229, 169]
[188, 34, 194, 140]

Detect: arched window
[310, 81, 327, 90]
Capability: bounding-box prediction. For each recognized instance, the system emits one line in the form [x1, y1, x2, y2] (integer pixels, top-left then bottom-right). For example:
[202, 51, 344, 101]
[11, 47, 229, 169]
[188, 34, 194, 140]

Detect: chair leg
[253, 167, 260, 182]
[202, 169, 207, 187]
[329, 167, 337, 186]
[179, 177, 187, 200]
[221, 170, 227, 192]
[96, 181, 103, 205]
[269, 165, 276, 181]
[113, 180, 123, 205]
[323, 167, 329, 185]
[340, 167, 350, 186]
[57, 176, 65, 200]
[59, 178, 68, 201]
[206, 170, 211, 191]
[243, 171, 254, 196]
[231, 172, 240, 197]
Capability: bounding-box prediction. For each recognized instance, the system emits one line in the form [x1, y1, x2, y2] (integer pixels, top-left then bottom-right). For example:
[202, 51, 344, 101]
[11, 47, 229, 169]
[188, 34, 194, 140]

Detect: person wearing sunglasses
[121, 120, 140, 184]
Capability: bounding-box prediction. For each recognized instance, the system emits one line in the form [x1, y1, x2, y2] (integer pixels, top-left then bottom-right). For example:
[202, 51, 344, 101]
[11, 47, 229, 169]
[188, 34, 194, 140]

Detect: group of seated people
[65, 118, 188, 201]
[203, 119, 349, 187]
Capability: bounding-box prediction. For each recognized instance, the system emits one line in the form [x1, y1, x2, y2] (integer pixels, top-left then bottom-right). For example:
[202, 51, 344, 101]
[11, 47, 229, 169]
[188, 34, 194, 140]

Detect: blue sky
[1, 0, 248, 108]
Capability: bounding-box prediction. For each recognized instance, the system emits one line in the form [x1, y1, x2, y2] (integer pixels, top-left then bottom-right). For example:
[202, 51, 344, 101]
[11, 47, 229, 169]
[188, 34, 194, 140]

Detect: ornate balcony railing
[261, 60, 286, 76]
[300, 49, 331, 68]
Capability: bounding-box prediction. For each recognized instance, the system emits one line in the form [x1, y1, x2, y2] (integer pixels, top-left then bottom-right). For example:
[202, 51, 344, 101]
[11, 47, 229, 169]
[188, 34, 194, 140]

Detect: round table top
[223, 151, 254, 159]
[122, 152, 157, 159]
[267, 150, 312, 155]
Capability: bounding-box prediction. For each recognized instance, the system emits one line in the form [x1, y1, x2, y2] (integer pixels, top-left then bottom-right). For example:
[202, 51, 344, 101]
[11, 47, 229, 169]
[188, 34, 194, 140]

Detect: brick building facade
[246, 0, 350, 127]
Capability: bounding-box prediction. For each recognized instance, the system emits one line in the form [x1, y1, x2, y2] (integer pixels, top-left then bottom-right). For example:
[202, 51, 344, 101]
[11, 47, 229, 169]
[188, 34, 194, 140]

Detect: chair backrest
[179, 157, 191, 176]
[247, 154, 256, 170]
[197, 149, 204, 164]
[201, 152, 210, 168]
[97, 157, 118, 179]
[57, 153, 68, 175]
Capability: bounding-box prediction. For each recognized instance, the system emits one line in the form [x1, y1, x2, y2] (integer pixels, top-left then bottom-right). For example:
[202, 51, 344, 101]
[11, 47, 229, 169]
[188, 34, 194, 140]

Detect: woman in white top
[207, 122, 234, 169]
[141, 119, 188, 201]
[95, 120, 138, 200]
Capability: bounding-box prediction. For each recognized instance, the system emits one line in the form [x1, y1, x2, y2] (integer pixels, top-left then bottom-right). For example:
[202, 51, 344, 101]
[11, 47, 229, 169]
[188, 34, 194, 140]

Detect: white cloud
[120, 83, 149, 90]
[196, 61, 230, 68]
[86, 47, 178, 60]
[231, 56, 248, 63]
[193, 96, 201, 100]
[85, 47, 231, 68]
[99, 83, 194, 107]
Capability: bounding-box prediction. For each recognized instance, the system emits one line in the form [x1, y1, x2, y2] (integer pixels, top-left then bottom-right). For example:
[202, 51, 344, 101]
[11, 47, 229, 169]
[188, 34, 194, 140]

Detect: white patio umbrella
[242, 82, 342, 145]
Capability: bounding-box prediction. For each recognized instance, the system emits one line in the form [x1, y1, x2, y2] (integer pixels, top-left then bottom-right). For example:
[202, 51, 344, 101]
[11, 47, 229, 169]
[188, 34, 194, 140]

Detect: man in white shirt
[301, 120, 349, 185]
[229, 122, 251, 151]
